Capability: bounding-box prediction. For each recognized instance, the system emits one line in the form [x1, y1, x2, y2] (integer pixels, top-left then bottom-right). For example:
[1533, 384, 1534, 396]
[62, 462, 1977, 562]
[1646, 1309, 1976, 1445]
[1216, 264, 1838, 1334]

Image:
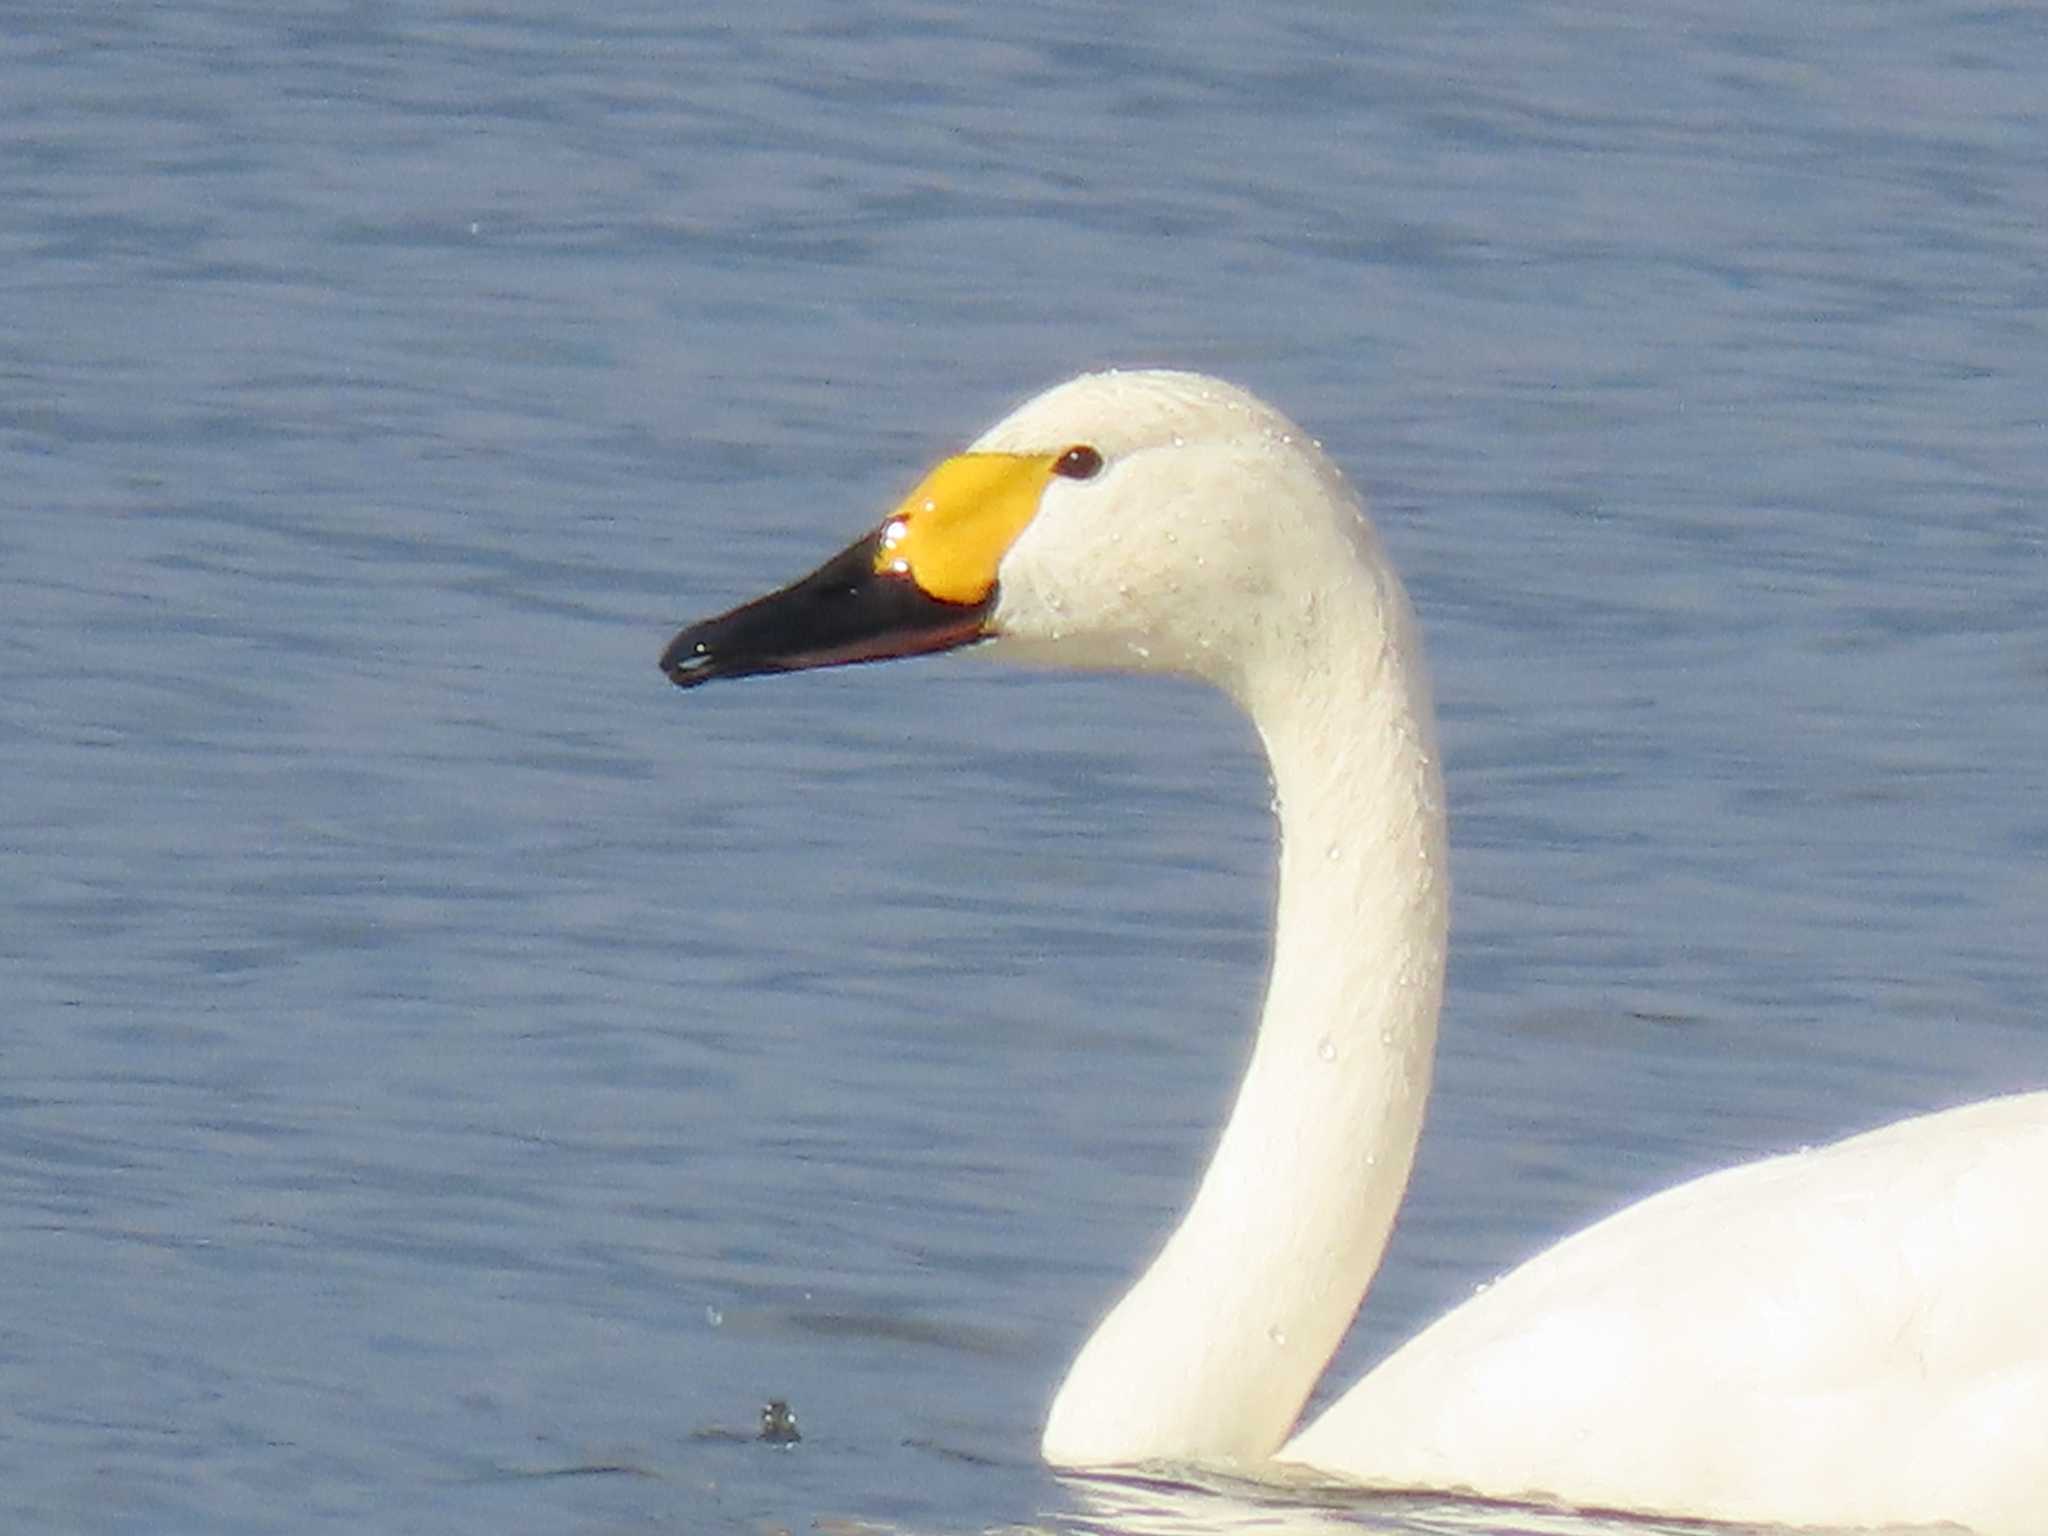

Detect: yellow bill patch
[872, 452, 1061, 605]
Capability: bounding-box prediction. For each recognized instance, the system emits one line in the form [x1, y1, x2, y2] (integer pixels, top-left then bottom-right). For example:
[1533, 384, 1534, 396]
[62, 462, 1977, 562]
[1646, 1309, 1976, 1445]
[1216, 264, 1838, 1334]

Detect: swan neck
[1045, 547, 1448, 1467]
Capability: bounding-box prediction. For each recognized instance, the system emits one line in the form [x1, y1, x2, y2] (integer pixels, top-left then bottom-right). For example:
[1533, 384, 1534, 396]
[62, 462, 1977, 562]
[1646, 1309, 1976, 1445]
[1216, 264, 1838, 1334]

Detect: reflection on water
[1042, 1469, 1751, 1536]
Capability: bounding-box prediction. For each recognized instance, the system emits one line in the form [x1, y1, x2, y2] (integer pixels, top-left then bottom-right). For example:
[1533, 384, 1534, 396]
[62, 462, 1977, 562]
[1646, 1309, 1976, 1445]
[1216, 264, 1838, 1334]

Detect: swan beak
[660, 451, 1060, 689]
[658, 523, 991, 688]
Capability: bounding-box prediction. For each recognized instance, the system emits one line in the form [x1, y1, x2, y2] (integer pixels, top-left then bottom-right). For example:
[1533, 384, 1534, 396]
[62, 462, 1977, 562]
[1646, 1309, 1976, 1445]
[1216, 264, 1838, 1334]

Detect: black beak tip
[657, 528, 989, 694]
[659, 630, 719, 688]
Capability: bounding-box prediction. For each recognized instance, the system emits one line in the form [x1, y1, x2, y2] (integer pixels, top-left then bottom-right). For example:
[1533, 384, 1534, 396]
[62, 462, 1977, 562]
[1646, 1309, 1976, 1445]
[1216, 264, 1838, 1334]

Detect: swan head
[661, 369, 1388, 702]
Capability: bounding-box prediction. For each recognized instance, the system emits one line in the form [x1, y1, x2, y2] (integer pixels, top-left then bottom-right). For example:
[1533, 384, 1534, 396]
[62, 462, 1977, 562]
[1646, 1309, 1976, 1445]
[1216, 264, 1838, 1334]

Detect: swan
[658, 370, 2048, 1533]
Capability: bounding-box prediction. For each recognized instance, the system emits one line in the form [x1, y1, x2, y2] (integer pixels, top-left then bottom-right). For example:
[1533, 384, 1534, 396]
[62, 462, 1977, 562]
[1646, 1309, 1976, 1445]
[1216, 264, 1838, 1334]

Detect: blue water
[5, 5, 2044, 1533]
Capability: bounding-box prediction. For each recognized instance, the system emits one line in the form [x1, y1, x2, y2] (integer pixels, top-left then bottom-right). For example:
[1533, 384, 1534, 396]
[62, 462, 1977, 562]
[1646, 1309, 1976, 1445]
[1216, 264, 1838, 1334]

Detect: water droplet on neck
[1325, 841, 1343, 862]
[1316, 1035, 1337, 1063]
[1267, 1325, 1288, 1348]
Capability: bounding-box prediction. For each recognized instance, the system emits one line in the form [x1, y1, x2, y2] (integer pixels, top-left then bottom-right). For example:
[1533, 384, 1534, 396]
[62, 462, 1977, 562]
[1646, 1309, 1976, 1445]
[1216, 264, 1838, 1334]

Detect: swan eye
[1053, 445, 1103, 481]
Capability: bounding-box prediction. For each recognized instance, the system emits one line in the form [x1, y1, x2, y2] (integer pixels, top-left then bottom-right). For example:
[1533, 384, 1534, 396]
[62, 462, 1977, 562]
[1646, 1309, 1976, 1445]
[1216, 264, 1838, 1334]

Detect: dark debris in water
[758, 1399, 801, 1445]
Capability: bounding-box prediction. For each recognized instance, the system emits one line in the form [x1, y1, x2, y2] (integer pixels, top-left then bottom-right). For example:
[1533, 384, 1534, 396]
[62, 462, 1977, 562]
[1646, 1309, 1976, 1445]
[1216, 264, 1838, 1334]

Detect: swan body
[661, 370, 2048, 1532]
